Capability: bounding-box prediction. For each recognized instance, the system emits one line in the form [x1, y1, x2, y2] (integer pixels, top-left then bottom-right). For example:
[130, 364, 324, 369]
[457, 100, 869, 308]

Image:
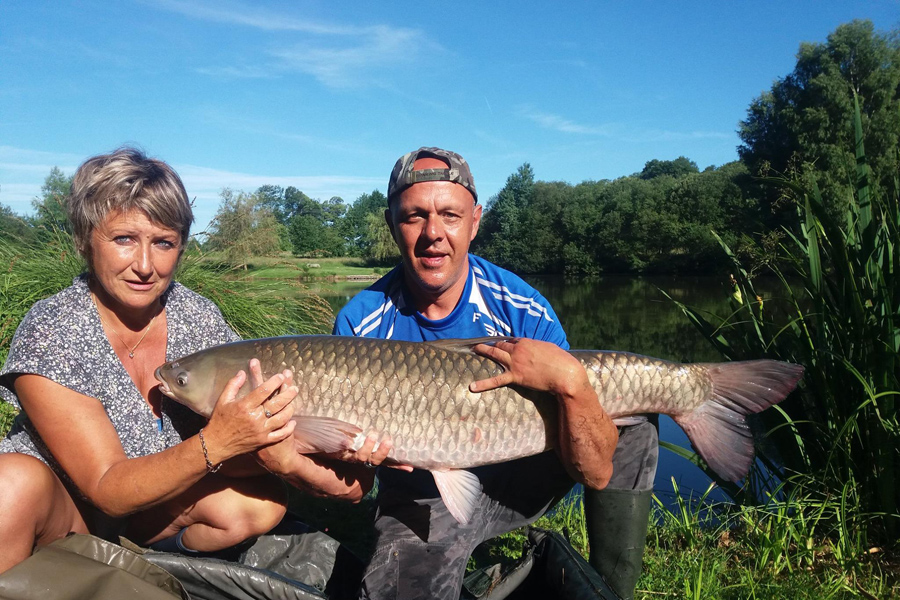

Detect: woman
[0, 147, 389, 573]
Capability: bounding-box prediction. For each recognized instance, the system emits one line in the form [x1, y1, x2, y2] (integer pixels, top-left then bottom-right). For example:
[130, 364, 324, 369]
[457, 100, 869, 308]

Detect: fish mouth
[154, 366, 174, 398]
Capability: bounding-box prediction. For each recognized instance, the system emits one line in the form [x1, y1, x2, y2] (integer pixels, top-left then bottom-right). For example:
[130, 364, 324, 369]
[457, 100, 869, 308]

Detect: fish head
[155, 350, 246, 417]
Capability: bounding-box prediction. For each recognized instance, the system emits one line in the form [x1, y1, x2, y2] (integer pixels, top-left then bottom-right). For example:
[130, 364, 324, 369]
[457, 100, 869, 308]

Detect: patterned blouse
[0, 275, 239, 478]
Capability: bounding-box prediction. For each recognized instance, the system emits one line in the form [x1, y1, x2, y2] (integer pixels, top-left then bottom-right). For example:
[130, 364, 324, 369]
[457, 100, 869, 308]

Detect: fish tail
[675, 360, 804, 482]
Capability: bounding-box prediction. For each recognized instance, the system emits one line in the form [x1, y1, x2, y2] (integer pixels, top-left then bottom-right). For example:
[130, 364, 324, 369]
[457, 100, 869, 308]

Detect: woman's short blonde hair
[67, 147, 194, 262]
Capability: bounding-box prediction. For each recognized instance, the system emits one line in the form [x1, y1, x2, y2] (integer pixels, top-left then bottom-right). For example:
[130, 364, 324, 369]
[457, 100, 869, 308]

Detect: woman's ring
[265, 409, 273, 419]
[364, 461, 375, 468]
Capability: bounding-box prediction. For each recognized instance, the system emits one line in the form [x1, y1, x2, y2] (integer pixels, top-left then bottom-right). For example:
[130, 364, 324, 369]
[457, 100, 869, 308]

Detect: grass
[202, 252, 390, 280]
[459, 479, 898, 599]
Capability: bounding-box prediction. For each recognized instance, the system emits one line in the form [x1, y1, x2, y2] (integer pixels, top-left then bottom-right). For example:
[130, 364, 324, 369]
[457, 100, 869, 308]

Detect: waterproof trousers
[358, 420, 658, 600]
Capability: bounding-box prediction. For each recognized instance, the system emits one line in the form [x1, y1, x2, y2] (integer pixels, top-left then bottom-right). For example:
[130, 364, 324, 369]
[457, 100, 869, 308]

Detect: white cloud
[518, 108, 733, 143]
[519, 107, 615, 136]
[150, 0, 355, 34]
[268, 25, 427, 88]
[153, 0, 438, 88]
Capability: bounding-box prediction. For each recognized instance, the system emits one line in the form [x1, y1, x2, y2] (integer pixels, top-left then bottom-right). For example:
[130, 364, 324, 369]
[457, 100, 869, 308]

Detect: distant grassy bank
[212, 253, 389, 282]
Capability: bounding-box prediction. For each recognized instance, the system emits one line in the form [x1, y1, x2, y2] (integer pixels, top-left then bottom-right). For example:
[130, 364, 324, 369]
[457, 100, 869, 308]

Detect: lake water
[316, 273, 758, 507]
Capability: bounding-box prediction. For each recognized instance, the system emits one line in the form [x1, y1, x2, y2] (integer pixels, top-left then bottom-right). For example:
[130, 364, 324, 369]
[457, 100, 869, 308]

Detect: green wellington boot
[584, 487, 653, 600]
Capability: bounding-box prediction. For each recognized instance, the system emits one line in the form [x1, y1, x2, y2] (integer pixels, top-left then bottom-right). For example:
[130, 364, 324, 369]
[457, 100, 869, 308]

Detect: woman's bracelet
[198, 428, 222, 473]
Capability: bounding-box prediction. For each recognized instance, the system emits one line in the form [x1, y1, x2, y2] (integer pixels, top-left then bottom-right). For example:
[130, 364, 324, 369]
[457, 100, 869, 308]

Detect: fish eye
[176, 373, 188, 386]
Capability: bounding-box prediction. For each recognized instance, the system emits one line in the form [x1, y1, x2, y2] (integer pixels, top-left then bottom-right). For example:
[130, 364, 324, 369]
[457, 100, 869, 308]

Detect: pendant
[129, 351, 135, 358]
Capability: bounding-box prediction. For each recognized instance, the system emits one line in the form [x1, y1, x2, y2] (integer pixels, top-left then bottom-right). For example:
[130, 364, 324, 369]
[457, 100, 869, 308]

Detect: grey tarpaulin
[0, 518, 363, 600]
[0, 534, 189, 600]
[462, 528, 622, 600]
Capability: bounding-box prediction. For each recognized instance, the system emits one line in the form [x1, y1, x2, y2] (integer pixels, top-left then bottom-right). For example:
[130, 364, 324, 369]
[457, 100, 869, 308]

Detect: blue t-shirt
[333, 254, 569, 349]
[333, 255, 571, 497]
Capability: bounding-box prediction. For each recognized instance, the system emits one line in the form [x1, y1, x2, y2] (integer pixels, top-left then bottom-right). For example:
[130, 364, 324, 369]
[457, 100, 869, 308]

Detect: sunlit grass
[461, 479, 898, 599]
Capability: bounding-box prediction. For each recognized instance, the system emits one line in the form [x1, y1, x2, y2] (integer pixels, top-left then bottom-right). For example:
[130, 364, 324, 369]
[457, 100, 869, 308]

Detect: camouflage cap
[387, 147, 478, 204]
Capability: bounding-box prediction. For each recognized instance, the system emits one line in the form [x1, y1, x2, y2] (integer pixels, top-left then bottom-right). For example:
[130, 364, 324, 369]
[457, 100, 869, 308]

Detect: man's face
[387, 160, 482, 306]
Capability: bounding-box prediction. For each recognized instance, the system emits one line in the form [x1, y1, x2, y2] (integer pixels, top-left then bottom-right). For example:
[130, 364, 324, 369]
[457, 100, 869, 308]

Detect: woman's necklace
[91, 292, 158, 359]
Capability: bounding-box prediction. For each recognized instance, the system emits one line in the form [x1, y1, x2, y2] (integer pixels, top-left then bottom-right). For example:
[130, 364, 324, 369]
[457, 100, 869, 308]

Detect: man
[334, 147, 657, 600]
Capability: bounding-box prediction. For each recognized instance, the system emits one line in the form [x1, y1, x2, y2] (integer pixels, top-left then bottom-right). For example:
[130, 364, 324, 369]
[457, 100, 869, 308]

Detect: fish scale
[251, 336, 551, 469]
[156, 335, 803, 523]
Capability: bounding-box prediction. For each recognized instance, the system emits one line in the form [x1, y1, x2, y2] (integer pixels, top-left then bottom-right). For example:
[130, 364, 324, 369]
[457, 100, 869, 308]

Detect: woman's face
[90, 209, 181, 314]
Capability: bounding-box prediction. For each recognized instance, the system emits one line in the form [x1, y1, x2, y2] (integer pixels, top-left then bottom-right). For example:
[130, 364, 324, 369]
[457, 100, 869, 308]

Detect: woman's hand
[201, 359, 297, 465]
[469, 338, 591, 398]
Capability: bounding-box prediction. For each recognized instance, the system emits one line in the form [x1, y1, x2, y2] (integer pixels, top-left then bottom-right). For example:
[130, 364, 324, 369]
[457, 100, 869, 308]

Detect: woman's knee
[197, 475, 288, 543]
[0, 454, 58, 512]
[230, 476, 288, 538]
[0, 453, 85, 547]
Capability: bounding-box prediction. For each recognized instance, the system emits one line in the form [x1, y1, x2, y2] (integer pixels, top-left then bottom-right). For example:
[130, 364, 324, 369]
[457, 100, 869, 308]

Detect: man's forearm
[555, 385, 618, 490]
[257, 451, 372, 502]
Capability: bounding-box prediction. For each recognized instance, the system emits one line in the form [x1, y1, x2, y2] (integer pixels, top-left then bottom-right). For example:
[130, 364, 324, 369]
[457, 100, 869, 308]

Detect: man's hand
[469, 338, 590, 398]
[470, 338, 617, 490]
[327, 433, 414, 472]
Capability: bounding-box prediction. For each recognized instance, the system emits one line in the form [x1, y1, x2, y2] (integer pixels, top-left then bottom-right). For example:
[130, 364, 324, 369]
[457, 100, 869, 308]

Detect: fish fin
[675, 360, 803, 482]
[432, 469, 483, 524]
[291, 416, 362, 454]
[424, 336, 515, 354]
[612, 416, 649, 427]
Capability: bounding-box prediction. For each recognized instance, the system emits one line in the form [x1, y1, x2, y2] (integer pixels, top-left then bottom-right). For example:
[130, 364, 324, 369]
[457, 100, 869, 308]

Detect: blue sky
[1, 1, 898, 233]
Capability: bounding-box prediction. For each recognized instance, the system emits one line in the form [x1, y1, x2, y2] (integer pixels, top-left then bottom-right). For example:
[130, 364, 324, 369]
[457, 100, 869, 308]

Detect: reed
[669, 94, 900, 542]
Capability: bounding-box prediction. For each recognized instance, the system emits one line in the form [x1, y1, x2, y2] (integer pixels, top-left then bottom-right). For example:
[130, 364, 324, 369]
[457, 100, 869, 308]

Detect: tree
[256, 185, 322, 225]
[206, 189, 282, 267]
[31, 167, 72, 231]
[638, 157, 699, 180]
[363, 211, 399, 263]
[344, 190, 388, 257]
[738, 20, 900, 221]
[0, 202, 35, 242]
[473, 163, 535, 269]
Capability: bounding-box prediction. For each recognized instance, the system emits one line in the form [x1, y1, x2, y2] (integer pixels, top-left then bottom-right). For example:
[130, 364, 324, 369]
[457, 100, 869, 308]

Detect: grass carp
[155, 335, 803, 523]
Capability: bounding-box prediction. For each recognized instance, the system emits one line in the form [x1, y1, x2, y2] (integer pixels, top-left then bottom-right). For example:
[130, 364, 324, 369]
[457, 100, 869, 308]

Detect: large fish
[155, 335, 803, 523]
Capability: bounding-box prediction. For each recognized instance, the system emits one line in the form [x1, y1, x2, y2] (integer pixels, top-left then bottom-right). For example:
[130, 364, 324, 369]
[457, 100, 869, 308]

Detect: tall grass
[0, 231, 334, 436]
[671, 95, 900, 542]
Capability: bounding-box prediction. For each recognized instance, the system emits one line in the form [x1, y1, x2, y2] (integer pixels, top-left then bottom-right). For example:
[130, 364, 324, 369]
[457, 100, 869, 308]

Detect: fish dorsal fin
[291, 416, 362, 454]
[432, 469, 483, 524]
[424, 336, 515, 355]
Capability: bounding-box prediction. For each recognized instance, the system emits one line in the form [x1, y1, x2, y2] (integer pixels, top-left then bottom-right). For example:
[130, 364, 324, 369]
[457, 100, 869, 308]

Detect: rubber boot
[584, 487, 653, 600]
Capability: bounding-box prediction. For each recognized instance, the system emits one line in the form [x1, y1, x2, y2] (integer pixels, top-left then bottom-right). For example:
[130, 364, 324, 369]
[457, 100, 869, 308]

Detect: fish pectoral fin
[424, 336, 515, 355]
[432, 469, 483, 525]
[291, 416, 362, 454]
[611, 416, 648, 427]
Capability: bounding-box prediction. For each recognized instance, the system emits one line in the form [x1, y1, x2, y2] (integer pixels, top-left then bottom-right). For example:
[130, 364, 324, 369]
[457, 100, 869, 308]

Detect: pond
[315, 273, 774, 508]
